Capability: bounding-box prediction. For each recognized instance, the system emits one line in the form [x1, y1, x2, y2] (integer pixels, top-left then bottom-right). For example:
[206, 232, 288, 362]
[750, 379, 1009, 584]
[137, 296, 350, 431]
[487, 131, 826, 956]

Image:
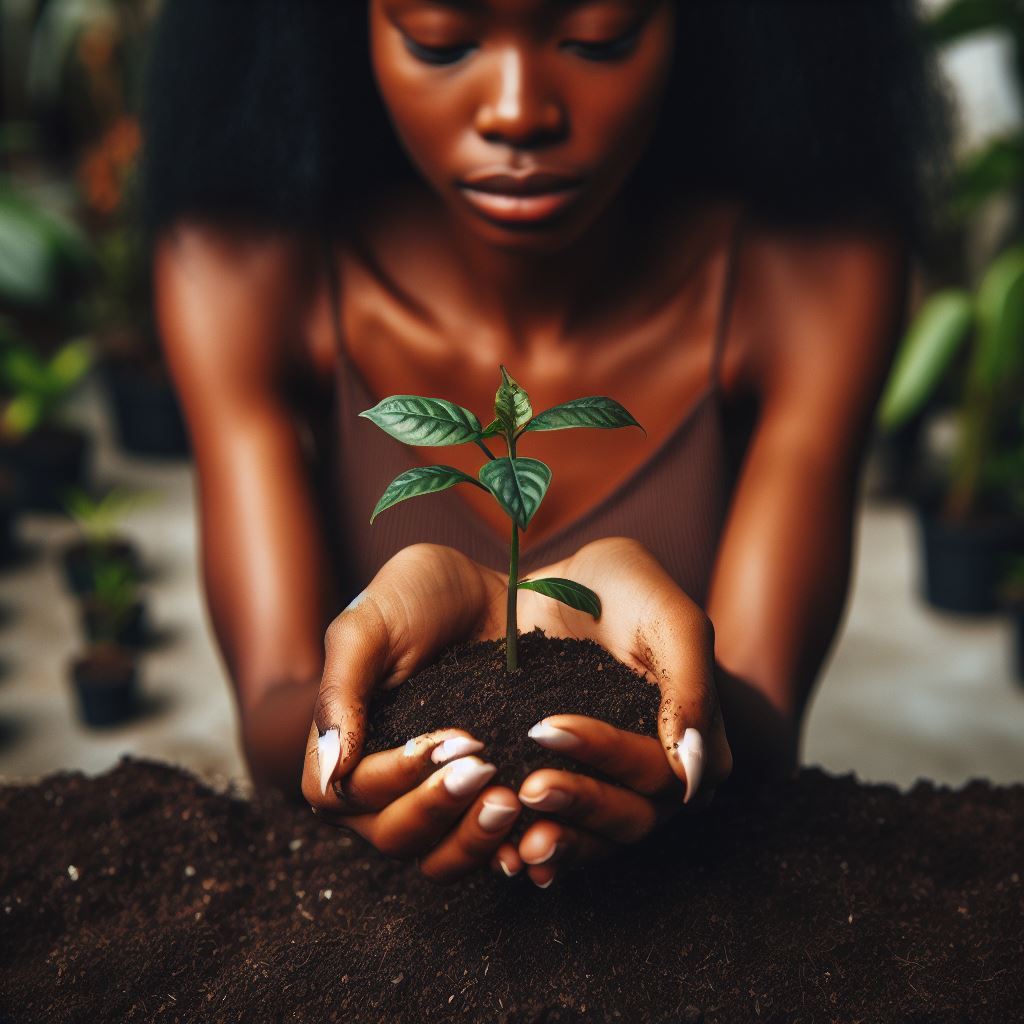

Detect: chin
[458, 206, 603, 257]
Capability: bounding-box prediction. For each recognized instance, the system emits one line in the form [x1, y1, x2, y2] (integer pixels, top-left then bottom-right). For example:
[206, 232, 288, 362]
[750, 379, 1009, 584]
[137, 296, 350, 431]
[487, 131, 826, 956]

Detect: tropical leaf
[524, 396, 645, 435]
[878, 290, 974, 430]
[493, 365, 533, 436]
[972, 245, 1024, 390]
[517, 576, 601, 619]
[480, 418, 503, 439]
[370, 465, 487, 523]
[926, 0, 1010, 45]
[360, 396, 482, 447]
[478, 457, 551, 529]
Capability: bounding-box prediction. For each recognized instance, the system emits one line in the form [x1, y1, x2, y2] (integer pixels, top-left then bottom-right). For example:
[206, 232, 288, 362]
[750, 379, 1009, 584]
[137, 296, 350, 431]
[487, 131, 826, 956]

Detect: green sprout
[88, 560, 139, 644]
[64, 486, 154, 549]
[360, 366, 644, 671]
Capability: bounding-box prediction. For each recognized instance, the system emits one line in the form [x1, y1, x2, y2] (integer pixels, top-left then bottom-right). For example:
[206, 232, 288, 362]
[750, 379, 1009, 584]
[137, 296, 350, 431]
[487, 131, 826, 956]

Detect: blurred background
[0, 0, 1021, 791]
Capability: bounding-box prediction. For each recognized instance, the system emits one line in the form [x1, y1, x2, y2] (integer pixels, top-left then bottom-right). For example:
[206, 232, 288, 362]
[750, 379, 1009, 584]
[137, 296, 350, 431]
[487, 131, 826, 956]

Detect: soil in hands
[364, 628, 663, 786]
[2, 638, 1024, 1023]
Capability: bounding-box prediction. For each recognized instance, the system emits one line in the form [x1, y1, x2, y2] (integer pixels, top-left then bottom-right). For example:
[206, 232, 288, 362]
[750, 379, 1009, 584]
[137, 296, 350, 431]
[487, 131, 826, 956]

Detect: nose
[474, 48, 566, 146]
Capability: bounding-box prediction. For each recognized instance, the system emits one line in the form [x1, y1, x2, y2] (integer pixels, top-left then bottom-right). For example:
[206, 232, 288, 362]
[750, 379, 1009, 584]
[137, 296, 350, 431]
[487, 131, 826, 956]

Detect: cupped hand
[493, 537, 733, 888]
[302, 543, 517, 883]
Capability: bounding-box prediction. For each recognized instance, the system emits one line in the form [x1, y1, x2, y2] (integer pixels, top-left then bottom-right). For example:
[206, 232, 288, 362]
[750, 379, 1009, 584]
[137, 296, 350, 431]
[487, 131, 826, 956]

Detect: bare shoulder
[153, 220, 325, 378]
[731, 218, 910, 400]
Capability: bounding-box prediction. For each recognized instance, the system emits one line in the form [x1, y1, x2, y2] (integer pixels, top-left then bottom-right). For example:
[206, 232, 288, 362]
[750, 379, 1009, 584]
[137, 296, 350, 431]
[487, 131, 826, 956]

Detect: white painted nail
[499, 859, 517, 879]
[478, 800, 518, 832]
[317, 728, 341, 797]
[524, 842, 562, 866]
[345, 589, 368, 611]
[431, 737, 485, 764]
[519, 789, 572, 812]
[675, 728, 705, 804]
[442, 757, 497, 798]
[403, 738, 419, 758]
[535, 876, 555, 889]
[527, 721, 579, 752]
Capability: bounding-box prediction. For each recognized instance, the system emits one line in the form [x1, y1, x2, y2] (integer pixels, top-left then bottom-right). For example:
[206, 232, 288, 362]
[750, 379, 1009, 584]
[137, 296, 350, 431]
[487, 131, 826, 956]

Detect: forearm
[241, 678, 321, 798]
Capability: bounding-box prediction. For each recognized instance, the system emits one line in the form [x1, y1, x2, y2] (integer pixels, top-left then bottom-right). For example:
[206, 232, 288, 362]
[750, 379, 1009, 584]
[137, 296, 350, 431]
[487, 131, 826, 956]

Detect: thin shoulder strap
[709, 212, 746, 388]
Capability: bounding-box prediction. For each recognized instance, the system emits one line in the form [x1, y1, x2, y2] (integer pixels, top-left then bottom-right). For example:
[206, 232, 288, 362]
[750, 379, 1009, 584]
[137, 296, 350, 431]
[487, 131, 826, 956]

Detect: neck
[441, 193, 639, 349]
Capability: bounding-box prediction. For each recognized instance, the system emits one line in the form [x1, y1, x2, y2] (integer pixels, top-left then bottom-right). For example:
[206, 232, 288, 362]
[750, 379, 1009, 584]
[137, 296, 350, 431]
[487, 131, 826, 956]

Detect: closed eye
[402, 35, 477, 66]
[562, 26, 642, 62]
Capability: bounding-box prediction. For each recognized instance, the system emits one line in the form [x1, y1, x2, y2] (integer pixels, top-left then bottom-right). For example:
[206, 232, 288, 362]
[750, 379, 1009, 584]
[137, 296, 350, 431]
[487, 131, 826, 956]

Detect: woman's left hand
[502, 537, 733, 887]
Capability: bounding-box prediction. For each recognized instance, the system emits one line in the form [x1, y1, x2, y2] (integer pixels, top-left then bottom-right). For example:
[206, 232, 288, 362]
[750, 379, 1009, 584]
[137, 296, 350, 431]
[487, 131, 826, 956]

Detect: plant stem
[506, 520, 519, 672]
[475, 439, 497, 461]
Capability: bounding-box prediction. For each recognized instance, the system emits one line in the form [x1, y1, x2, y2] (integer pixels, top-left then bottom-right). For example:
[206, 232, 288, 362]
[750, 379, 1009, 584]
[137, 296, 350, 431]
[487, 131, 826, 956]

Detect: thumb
[310, 589, 388, 800]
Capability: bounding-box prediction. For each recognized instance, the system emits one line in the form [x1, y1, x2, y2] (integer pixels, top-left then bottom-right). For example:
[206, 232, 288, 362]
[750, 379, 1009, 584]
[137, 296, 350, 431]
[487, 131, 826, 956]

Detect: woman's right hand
[301, 543, 521, 883]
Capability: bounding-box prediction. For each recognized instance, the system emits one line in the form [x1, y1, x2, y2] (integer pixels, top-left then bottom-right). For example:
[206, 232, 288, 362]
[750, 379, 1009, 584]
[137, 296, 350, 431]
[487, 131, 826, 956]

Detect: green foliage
[0, 183, 92, 309]
[0, 331, 92, 438]
[88, 560, 138, 644]
[362, 365, 644, 670]
[64, 486, 154, 546]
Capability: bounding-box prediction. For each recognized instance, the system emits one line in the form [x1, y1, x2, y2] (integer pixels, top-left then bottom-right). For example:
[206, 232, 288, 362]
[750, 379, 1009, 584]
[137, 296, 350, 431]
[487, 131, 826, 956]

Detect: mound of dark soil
[2, 635, 1023, 1023]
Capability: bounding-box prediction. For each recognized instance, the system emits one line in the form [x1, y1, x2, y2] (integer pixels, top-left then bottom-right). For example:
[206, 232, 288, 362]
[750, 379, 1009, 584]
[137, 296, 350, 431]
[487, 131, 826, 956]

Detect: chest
[309, 238, 737, 551]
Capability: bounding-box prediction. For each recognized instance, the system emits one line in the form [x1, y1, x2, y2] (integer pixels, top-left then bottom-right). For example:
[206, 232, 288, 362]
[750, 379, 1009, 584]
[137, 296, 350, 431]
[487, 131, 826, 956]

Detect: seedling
[64, 485, 154, 550]
[86, 560, 139, 644]
[361, 366, 644, 671]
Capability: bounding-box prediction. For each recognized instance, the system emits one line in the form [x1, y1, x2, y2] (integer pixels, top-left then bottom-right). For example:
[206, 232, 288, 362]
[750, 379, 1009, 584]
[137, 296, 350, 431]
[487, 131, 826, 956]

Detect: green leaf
[517, 576, 601, 619]
[972, 245, 1024, 391]
[952, 135, 1024, 217]
[480, 418, 503, 439]
[926, 0, 1011, 45]
[48, 339, 92, 390]
[878, 290, 974, 430]
[370, 465, 487, 523]
[524, 396, 645, 435]
[360, 396, 482, 447]
[493, 365, 532, 436]
[2, 394, 44, 437]
[478, 457, 551, 529]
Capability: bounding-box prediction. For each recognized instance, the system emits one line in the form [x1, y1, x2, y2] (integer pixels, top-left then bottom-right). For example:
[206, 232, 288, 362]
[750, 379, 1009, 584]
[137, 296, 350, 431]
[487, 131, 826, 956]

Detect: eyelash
[402, 28, 641, 67]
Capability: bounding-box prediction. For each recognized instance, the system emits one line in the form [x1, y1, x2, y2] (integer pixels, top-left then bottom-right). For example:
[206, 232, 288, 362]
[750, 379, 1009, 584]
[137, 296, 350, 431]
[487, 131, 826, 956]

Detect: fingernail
[535, 875, 555, 889]
[675, 727, 705, 804]
[519, 788, 572, 812]
[317, 728, 341, 796]
[345, 589, 368, 611]
[523, 841, 563, 866]
[431, 736, 485, 764]
[478, 800, 519, 832]
[442, 757, 497, 798]
[527, 721, 579, 752]
[499, 858, 518, 878]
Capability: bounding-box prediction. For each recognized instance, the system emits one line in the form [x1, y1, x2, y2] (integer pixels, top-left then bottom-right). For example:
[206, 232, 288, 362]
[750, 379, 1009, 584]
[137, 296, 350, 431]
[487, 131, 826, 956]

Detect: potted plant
[0, 327, 93, 511]
[76, 558, 148, 649]
[323, 367, 665, 780]
[879, 245, 1024, 614]
[69, 640, 139, 728]
[91, 207, 190, 459]
[60, 485, 146, 595]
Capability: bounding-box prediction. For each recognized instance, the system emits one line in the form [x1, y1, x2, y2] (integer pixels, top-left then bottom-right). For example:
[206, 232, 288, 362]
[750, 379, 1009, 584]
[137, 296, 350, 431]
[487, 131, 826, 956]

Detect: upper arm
[153, 224, 331, 712]
[707, 228, 910, 744]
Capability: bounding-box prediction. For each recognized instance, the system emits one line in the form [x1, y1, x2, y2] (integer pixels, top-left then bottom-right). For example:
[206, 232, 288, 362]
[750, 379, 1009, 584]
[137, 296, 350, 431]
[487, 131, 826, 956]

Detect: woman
[144, 0, 951, 887]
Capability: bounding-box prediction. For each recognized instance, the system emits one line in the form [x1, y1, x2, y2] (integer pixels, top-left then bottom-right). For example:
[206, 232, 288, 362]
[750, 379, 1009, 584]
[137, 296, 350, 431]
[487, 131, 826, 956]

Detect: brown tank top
[329, 217, 744, 609]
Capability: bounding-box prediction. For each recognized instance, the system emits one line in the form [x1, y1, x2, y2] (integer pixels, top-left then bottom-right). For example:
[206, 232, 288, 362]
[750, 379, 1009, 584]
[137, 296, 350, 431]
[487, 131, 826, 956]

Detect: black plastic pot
[0, 468, 18, 567]
[60, 538, 142, 596]
[69, 646, 138, 727]
[79, 597, 149, 648]
[916, 507, 1024, 615]
[0, 425, 91, 512]
[101, 357, 189, 459]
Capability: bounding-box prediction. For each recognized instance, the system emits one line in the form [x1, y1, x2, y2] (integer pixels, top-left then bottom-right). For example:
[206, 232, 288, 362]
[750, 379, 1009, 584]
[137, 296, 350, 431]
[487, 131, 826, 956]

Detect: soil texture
[2, 636, 1023, 1023]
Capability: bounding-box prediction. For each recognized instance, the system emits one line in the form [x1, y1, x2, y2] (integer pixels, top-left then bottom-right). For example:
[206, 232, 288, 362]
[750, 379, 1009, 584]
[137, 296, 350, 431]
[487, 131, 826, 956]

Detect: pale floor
[1, 386, 1022, 791]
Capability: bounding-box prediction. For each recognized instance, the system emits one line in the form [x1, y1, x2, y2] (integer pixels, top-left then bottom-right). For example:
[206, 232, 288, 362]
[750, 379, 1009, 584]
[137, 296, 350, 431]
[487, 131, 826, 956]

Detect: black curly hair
[141, 0, 955, 254]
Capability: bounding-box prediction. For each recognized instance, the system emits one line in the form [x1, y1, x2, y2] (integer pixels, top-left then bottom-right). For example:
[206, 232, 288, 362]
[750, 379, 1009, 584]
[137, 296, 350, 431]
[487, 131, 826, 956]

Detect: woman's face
[369, 0, 675, 253]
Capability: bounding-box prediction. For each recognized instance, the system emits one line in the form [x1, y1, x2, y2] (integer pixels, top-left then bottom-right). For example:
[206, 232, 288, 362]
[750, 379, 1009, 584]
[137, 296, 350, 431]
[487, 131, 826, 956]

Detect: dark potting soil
[2, 638, 1023, 1023]
[364, 630, 664, 787]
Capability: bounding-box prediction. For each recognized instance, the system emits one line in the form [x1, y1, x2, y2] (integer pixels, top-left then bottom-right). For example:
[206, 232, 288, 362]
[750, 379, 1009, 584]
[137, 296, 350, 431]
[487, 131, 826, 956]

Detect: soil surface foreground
[2, 637, 1023, 1023]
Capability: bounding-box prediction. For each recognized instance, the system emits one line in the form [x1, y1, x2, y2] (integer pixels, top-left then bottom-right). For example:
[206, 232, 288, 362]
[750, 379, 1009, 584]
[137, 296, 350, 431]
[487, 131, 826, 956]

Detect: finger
[518, 769, 662, 844]
[350, 755, 498, 861]
[491, 842, 523, 879]
[526, 714, 678, 796]
[307, 590, 391, 801]
[315, 729, 485, 815]
[417, 787, 521, 884]
[518, 820, 614, 888]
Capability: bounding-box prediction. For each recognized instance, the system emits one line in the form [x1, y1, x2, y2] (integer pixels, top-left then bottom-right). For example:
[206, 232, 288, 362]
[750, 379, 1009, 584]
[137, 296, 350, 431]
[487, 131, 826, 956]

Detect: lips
[459, 168, 583, 225]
